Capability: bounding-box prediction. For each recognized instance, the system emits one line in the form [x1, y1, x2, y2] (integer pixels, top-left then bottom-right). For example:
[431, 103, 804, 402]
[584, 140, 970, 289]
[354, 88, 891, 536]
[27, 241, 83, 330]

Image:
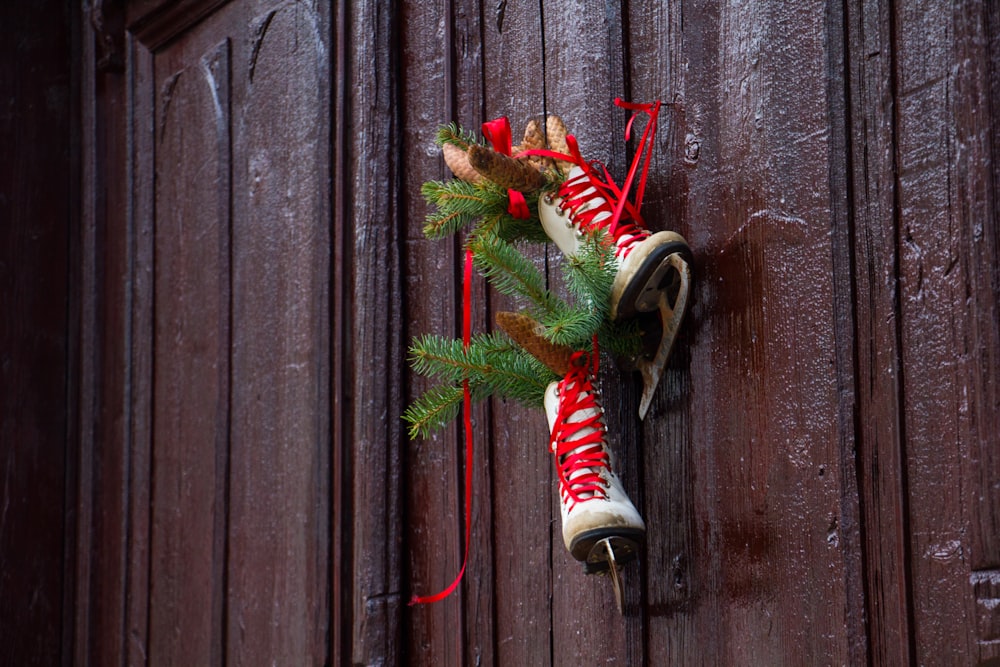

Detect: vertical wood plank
[127, 34, 156, 667]
[78, 2, 132, 663]
[341, 0, 405, 664]
[226, 3, 331, 663]
[330, 0, 349, 663]
[822, 0, 871, 661]
[843, 0, 915, 660]
[148, 37, 231, 665]
[976, 1, 1000, 575]
[449, 4, 497, 665]
[399, 0, 465, 664]
[893, 1, 1000, 661]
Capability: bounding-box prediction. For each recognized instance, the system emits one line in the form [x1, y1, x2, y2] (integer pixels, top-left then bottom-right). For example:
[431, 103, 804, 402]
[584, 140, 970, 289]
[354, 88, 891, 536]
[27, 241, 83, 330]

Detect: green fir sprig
[404, 332, 555, 438]
[436, 122, 482, 150]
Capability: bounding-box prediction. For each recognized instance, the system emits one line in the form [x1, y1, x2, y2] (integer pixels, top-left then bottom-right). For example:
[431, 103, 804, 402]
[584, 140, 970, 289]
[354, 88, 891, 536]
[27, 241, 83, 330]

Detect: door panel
[123, 1, 331, 663]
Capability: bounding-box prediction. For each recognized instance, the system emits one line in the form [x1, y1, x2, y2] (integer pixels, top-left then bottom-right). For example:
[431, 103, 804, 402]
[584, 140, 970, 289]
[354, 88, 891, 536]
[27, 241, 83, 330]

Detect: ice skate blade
[592, 538, 625, 614]
[636, 252, 692, 420]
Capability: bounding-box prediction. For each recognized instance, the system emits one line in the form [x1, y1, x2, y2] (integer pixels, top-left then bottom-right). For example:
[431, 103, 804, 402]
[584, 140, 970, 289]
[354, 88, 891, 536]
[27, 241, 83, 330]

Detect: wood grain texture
[149, 35, 231, 666]
[448, 4, 497, 666]
[843, 0, 916, 660]
[226, 3, 330, 663]
[893, 1, 1000, 662]
[77, 2, 133, 663]
[340, 0, 406, 664]
[399, 1, 464, 663]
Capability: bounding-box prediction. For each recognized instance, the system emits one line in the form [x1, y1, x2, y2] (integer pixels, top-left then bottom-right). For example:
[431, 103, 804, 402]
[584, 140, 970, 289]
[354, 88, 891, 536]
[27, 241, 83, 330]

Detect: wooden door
[78, 1, 331, 664]
[72, 0, 1000, 664]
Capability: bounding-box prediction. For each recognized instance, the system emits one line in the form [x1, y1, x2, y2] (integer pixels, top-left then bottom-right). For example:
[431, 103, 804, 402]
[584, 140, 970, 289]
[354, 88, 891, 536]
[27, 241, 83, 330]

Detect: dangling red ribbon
[481, 117, 531, 220]
[409, 247, 476, 606]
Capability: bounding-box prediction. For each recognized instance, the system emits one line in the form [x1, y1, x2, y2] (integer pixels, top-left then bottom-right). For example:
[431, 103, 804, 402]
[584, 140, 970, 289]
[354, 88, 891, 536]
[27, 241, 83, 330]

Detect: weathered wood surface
[892, 2, 1000, 661]
[56, 0, 1000, 664]
[77, 1, 332, 664]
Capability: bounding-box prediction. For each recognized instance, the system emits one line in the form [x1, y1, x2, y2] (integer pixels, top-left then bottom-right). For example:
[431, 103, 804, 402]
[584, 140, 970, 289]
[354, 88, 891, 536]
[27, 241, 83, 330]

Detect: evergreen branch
[539, 306, 605, 350]
[561, 233, 617, 316]
[478, 350, 554, 404]
[467, 234, 567, 316]
[409, 332, 517, 384]
[436, 122, 482, 150]
[404, 343, 554, 438]
[402, 383, 466, 439]
[421, 180, 509, 239]
[494, 215, 552, 244]
[422, 208, 477, 239]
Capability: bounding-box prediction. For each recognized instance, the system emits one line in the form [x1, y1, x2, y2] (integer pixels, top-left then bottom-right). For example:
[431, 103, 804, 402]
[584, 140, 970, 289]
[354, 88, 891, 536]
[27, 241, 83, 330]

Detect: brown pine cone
[513, 118, 555, 173]
[468, 144, 547, 193]
[545, 115, 575, 176]
[496, 311, 574, 377]
[442, 142, 482, 184]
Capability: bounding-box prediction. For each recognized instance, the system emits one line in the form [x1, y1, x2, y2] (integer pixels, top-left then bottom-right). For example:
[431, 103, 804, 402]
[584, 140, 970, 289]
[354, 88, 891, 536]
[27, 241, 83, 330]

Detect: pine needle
[467, 234, 566, 317]
[539, 306, 604, 350]
[436, 122, 482, 150]
[409, 332, 516, 384]
[402, 383, 466, 439]
[561, 233, 617, 316]
[421, 180, 509, 239]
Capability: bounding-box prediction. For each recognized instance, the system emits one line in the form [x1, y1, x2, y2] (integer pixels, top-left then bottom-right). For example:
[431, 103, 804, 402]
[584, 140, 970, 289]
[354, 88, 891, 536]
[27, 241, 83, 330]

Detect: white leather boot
[544, 352, 645, 571]
[539, 165, 690, 321]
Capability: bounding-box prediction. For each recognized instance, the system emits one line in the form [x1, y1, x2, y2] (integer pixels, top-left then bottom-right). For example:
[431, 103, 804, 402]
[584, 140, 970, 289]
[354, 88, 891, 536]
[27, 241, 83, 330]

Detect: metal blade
[636, 253, 692, 419]
[598, 538, 625, 615]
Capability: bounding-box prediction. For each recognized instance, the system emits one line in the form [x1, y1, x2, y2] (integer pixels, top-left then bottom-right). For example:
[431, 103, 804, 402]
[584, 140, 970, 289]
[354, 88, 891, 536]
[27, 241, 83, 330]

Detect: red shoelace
[551, 352, 610, 511]
[551, 166, 649, 260]
[525, 98, 662, 259]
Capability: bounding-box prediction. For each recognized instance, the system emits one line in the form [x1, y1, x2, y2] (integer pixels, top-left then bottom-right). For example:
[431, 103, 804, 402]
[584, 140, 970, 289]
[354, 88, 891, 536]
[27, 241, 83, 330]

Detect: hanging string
[409, 247, 475, 606]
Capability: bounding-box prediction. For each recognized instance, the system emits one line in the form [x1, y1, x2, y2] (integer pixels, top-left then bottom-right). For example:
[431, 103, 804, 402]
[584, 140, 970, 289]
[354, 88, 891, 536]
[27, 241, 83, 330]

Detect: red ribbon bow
[481, 117, 531, 219]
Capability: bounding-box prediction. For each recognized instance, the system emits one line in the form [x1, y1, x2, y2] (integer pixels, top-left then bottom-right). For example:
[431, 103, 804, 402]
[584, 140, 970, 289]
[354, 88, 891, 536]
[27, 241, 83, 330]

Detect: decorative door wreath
[406, 99, 692, 613]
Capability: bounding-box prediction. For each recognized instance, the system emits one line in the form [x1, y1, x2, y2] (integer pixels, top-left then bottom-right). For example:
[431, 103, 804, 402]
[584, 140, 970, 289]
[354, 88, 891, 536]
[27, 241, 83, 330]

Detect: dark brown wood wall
[0, 2, 78, 665]
[1, 0, 987, 664]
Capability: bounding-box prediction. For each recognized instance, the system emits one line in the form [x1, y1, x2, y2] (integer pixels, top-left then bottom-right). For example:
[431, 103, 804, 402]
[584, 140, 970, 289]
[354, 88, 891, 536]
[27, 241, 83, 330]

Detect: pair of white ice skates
[539, 165, 692, 610]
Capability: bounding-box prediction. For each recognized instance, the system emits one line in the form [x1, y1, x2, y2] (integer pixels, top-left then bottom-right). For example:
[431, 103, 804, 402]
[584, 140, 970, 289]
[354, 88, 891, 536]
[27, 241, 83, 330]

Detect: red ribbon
[481, 117, 530, 219]
[409, 247, 475, 606]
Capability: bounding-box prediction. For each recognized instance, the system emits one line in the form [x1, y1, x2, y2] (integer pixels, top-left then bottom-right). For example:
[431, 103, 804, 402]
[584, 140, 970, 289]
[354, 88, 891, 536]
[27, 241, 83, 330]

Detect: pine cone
[545, 115, 575, 176]
[513, 118, 554, 173]
[496, 311, 574, 376]
[467, 144, 547, 193]
[442, 142, 482, 184]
